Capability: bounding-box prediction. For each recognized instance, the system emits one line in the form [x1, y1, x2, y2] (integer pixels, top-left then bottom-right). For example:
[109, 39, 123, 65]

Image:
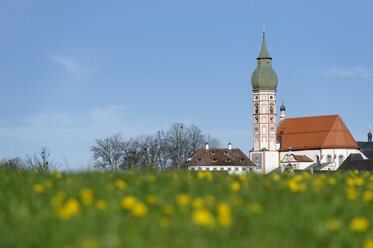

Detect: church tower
[249, 29, 279, 173]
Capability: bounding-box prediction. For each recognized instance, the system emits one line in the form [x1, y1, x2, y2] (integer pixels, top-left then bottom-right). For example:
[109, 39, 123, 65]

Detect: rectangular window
[228, 168, 231, 171]
[206, 168, 210, 171]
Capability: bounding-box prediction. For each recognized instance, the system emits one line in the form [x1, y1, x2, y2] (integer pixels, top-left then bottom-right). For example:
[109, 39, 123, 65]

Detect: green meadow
[1, 169, 373, 248]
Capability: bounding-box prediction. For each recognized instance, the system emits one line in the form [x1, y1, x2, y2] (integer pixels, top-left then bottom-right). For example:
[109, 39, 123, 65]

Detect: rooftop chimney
[228, 143, 232, 150]
[205, 143, 209, 150]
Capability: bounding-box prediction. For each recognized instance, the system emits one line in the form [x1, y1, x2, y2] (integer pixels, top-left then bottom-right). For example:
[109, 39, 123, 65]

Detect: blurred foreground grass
[1, 169, 373, 248]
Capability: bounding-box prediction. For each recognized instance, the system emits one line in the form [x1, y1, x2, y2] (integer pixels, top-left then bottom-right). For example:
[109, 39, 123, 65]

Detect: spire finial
[262, 23, 266, 38]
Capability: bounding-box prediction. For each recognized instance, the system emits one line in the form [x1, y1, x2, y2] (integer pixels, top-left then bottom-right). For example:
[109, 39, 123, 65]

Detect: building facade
[183, 143, 256, 174]
[249, 30, 365, 173]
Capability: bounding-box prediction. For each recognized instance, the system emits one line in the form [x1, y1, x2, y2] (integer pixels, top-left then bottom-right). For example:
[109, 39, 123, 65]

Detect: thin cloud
[49, 54, 99, 77]
[322, 66, 373, 78]
[50, 54, 82, 74]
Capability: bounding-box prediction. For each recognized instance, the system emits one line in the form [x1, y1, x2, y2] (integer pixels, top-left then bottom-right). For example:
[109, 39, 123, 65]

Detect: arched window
[255, 116, 259, 123]
[270, 106, 274, 113]
[326, 155, 332, 163]
[315, 155, 320, 163]
[255, 106, 259, 114]
[338, 155, 344, 165]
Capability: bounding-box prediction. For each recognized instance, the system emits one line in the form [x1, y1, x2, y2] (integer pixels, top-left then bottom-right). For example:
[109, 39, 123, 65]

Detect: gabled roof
[281, 154, 313, 163]
[184, 148, 255, 167]
[338, 153, 373, 171]
[277, 115, 358, 151]
[293, 155, 313, 162]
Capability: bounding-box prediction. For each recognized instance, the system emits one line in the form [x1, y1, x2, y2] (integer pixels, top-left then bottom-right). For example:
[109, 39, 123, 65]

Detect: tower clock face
[270, 125, 275, 132]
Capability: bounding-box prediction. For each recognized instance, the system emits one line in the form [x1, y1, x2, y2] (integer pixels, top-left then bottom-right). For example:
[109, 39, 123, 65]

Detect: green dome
[251, 66, 278, 89]
[251, 33, 278, 90]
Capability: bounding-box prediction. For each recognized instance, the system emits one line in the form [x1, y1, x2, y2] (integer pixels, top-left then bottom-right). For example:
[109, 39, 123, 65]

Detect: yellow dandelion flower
[95, 200, 108, 210]
[192, 208, 215, 229]
[162, 205, 174, 215]
[131, 202, 148, 217]
[81, 239, 98, 248]
[272, 174, 280, 182]
[217, 203, 232, 227]
[172, 173, 179, 179]
[362, 240, 373, 248]
[350, 217, 369, 232]
[231, 181, 240, 191]
[56, 198, 80, 220]
[355, 169, 359, 174]
[80, 189, 94, 205]
[146, 195, 158, 205]
[328, 177, 336, 185]
[197, 171, 205, 179]
[177, 194, 191, 206]
[326, 219, 341, 231]
[33, 184, 44, 194]
[121, 195, 137, 210]
[56, 173, 62, 179]
[239, 174, 248, 182]
[65, 177, 73, 184]
[192, 198, 204, 208]
[115, 179, 127, 190]
[345, 187, 358, 200]
[44, 180, 53, 188]
[159, 217, 170, 228]
[106, 183, 115, 191]
[51, 191, 67, 207]
[363, 191, 373, 203]
[33, 169, 39, 174]
[249, 202, 263, 214]
[147, 175, 156, 182]
[355, 177, 365, 186]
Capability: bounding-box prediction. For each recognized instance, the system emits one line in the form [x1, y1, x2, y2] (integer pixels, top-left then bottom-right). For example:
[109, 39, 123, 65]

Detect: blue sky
[1, 0, 373, 169]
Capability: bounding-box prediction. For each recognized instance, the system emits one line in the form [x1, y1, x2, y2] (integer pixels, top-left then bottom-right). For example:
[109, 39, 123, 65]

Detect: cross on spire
[262, 23, 266, 38]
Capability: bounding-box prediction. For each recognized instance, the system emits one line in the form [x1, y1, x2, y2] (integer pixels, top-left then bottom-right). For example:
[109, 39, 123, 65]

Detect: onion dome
[280, 102, 286, 111]
[368, 130, 372, 142]
[251, 30, 278, 90]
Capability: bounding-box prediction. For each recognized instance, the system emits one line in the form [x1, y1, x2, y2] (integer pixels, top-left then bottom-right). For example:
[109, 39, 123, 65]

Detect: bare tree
[90, 133, 125, 172]
[90, 123, 220, 171]
[166, 123, 190, 169]
[204, 134, 220, 148]
[0, 157, 25, 170]
[25, 147, 56, 172]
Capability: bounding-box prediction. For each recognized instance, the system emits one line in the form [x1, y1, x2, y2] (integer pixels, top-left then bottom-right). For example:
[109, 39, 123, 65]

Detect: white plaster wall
[264, 151, 279, 174]
[187, 166, 253, 175]
[280, 148, 366, 171]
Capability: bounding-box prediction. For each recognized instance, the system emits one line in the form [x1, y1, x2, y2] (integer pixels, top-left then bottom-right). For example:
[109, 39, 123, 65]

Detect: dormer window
[211, 151, 215, 155]
[240, 159, 245, 162]
[212, 159, 217, 162]
[224, 151, 228, 155]
[197, 158, 202, 162]
[226, 159, 231, 162]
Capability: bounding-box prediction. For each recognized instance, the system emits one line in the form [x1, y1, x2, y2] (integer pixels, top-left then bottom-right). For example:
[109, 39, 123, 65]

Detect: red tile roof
[277, 115, 358, 151]
[293, 155, 313, 162]
[184, 148, 255, 167]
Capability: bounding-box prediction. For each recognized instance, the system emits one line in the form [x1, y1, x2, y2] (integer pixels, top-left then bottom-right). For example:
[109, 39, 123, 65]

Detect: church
[248, 30, 366, 173]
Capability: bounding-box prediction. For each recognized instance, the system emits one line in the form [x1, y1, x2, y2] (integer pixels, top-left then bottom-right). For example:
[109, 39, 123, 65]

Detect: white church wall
[264, 151, 279, 173]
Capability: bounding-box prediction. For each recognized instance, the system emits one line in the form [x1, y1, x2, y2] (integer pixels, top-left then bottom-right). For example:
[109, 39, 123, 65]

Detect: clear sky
[1, 0, 373, 169]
